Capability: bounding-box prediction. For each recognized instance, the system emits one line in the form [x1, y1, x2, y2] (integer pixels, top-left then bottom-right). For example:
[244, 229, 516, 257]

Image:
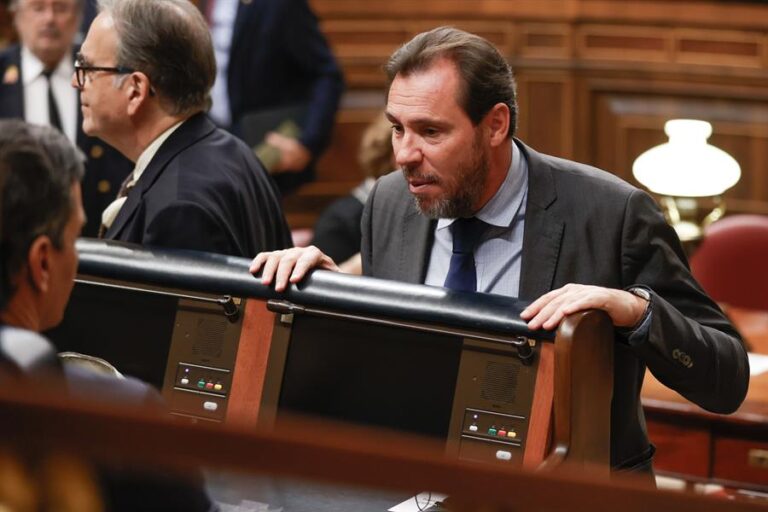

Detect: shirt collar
[21, 46, 74, 85]
[132, 120, 184, 183]
[437, 140, 528, 231]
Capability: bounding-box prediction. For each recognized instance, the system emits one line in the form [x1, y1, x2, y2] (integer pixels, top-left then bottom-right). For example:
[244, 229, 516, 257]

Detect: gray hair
[97, 0, 215, 116]
[385, 26, 517, 138]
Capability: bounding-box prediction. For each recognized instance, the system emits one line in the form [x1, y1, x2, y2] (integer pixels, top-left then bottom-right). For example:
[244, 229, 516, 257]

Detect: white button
[203, 401, 218, 412]
[495, 450, 512, 461]
[180, 378, 189, 385]
[468, 424, 478, 432]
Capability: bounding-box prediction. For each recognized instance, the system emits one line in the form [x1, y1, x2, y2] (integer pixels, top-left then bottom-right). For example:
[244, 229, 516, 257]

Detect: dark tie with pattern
[42, 69, 63, 132]
[443, 217, 488, 292]
[97, 172, 135, 238]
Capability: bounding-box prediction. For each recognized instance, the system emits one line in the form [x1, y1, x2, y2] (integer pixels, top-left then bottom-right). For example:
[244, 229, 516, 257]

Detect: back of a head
[385, 26, 517, 138]
[358, 112, 394, 179]
[0, 121, 84, 310]
[98, 0, 216, 116]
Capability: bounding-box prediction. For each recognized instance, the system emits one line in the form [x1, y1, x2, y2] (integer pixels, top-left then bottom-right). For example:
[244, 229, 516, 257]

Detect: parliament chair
[47, 239, 614, 473]
[690, 214, 768, 312]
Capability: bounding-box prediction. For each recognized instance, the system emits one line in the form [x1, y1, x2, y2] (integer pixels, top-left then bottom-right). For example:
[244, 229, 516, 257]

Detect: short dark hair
[98, 0, 215, 116]
[385, 26, 517, 138]
[0, 121, 84, 309]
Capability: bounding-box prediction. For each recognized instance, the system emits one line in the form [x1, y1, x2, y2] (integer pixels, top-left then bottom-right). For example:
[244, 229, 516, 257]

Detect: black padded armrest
[76, 238, 554, 340]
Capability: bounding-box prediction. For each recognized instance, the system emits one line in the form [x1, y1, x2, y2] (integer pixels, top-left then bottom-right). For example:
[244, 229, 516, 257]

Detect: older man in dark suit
[0, 0, 132, 238]
[76, 0, 291, 257]
[251, 27, 749, 475]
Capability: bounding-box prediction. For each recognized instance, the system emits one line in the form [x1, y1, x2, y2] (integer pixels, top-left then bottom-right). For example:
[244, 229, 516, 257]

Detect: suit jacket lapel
[105, 113, 216, 239]
[401, 208, 434, 284]
[517, 140, 564, 301]
[0, 47, 24, 119]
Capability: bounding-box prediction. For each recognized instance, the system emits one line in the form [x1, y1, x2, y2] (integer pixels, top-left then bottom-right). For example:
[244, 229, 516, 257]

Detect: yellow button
[97, 179, 111, 194]
[90, 145, 104, 159]
[507, 431, 517, 438]
[214, 384, 222, 391]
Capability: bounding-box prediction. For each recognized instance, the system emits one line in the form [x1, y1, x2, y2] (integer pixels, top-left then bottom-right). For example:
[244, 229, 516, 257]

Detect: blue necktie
[444, 217, 488, 292]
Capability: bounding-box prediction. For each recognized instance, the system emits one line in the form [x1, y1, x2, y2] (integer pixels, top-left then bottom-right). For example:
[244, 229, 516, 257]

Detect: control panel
[174, 363, 231, 396]
[162, 298, 244, 422]
[463, 408, 525, 444]
[447, 337, 538, 465]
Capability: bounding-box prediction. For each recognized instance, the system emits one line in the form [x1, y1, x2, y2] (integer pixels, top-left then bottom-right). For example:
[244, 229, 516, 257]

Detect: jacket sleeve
[621, 189, 749, 413]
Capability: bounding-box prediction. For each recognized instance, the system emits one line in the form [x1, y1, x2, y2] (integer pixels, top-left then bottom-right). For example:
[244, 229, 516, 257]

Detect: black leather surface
[76, 238, 554, 340]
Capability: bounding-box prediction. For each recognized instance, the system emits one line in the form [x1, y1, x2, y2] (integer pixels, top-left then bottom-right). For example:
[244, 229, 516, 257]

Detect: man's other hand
[520, 284, 649, 331]
[250, 246, 339, 292]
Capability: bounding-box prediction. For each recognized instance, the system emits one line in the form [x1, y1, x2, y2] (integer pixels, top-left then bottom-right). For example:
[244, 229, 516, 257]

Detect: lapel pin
[3, 65, 19, 85]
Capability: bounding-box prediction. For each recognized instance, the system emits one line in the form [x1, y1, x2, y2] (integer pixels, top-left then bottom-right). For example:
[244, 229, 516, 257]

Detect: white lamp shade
[632, 119, 741, 197]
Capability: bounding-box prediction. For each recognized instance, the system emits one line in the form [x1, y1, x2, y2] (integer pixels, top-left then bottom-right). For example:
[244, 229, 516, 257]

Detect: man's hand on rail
[520, 284, 649, 331]
[250, 246, 340, 292]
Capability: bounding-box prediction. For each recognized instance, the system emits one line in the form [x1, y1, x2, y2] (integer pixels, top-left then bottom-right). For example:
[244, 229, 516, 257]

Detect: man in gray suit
[251, 27, 749, 474]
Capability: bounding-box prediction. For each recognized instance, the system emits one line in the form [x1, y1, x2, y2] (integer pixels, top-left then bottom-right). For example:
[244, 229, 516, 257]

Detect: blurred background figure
[201, 0, 344, 197]
[0, 0, 132, 238]
[311, 111, 393, 274]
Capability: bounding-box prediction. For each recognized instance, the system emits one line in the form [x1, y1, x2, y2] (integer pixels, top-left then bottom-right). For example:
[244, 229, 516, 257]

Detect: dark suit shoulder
[0, 45, 20, 66]
[538, 150, 637, 198]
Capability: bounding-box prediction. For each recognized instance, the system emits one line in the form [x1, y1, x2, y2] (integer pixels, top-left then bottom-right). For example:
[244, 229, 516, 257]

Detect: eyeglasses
[73, 54, 134, 89]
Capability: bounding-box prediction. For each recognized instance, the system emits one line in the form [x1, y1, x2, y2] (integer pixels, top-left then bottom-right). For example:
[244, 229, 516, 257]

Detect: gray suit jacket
[361, 139, 749, 470]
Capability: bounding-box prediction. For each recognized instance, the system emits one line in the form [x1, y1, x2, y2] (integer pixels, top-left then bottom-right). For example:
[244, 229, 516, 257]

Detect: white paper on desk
[748, 352, 768, 377]
[389, 492, 449, 512]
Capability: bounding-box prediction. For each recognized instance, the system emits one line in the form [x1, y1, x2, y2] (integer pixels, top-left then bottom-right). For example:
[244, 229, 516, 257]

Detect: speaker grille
[481, 361, 519, 403]
[192, 317, 226, 359]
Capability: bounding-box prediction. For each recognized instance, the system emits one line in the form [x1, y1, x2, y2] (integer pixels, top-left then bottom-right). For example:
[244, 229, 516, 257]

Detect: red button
[205, 382, 214, 390]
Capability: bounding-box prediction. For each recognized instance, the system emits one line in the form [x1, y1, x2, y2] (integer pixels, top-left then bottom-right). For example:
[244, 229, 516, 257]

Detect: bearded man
[250, 26, 749, 476]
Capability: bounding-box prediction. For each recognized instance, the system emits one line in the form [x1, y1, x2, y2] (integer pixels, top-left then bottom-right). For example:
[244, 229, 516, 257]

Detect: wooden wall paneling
[517, 23, 574, 60]
[674, 28, 765, 69]
[516, 70, 575, 160]
[585, 77, 768, 212]
[577, 24, 672, 63]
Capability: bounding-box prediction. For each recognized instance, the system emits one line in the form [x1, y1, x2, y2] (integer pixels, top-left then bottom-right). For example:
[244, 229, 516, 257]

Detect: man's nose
[395, 134, 422, 168]
[41, 5, 57, 22]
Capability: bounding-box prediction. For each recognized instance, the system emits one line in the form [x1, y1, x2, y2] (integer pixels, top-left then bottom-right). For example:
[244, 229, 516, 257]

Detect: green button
[488, 428, 498, 436]
[197, 379, 206, 388]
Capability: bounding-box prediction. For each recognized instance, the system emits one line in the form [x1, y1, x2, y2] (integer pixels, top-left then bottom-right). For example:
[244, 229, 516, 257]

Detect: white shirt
[21, 45, 78, 144]
[101, 121, 184, 231]
[208, 0, 239, 127]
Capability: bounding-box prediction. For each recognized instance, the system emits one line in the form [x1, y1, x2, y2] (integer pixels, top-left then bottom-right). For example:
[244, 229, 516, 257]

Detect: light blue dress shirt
[425, 141, 528, 297]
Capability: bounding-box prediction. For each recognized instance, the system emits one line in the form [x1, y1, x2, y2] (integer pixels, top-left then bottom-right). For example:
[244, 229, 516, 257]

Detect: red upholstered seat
[690, 215, 768, 311]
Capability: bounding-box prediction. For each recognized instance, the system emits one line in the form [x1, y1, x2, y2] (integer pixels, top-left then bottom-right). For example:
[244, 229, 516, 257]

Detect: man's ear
[26, 236, 52, 294]
[126, 72, 153, 116]
[484, 103, 511, 148]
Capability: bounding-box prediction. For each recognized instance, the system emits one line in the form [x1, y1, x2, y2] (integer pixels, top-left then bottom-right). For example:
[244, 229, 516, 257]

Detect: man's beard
[403, 131, 490, 219]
